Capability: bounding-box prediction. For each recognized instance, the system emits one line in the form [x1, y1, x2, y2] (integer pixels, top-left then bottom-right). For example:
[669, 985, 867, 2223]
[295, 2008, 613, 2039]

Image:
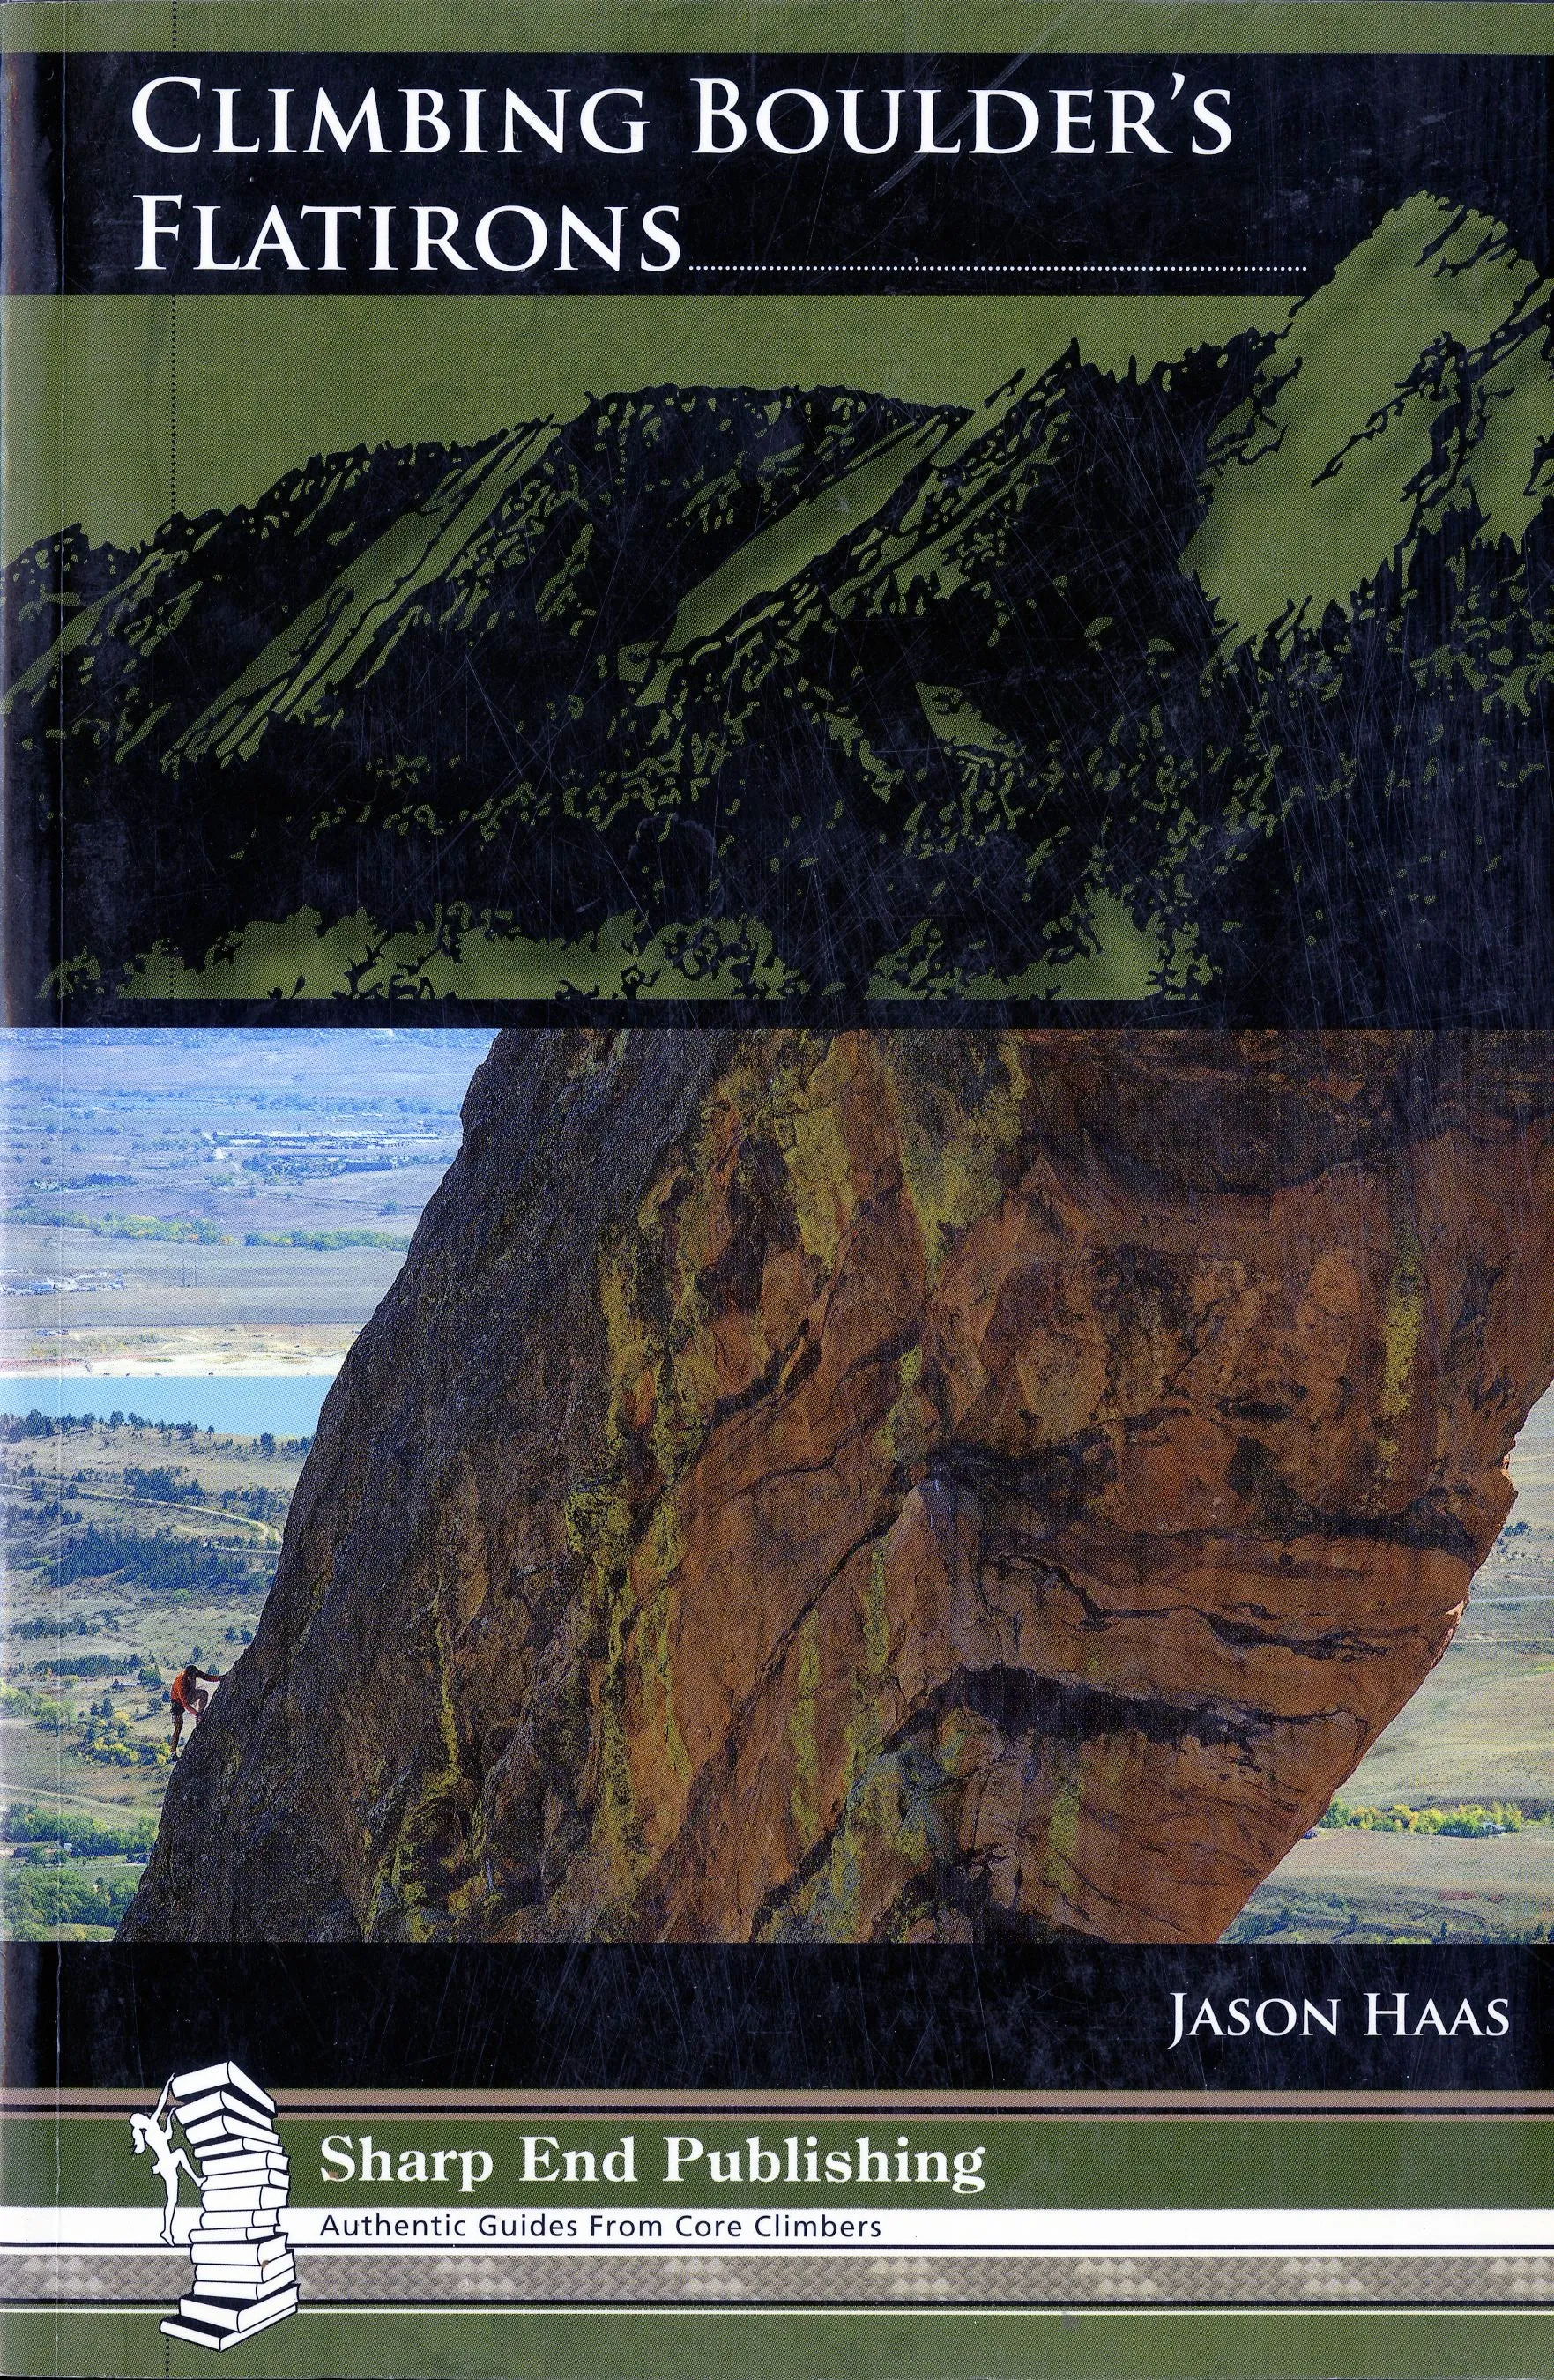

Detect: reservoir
[0, 1372, 333, 1438]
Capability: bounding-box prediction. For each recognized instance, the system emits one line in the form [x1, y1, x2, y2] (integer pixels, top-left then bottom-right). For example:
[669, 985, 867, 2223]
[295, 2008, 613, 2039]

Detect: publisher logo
[129, 2061, 296, 2350]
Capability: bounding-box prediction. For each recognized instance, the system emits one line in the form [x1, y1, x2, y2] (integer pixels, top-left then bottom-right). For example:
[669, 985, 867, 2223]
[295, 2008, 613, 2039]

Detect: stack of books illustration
[159, 2061, 296, 2350]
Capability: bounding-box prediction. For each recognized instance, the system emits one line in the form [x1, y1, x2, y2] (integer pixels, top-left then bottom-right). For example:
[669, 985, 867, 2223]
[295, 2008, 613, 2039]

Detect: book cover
[2, 3, 1553, 2376]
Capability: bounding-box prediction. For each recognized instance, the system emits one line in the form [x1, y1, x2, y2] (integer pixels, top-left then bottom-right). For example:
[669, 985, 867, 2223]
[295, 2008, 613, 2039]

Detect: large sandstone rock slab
[121, 1031, 1554, 1945]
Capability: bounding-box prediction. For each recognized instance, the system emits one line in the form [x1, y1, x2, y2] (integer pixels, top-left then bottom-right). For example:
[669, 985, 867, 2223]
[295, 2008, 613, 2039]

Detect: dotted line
[169, 297, 177, 517]
[689, 262, 1307, 275]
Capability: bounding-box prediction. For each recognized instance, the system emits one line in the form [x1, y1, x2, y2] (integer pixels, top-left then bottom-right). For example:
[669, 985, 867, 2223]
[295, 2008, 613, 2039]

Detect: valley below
[6, 1027, 1552, 1945]
[0, 1413, 309, 1937]
[1231, 1390, 1554, 1941]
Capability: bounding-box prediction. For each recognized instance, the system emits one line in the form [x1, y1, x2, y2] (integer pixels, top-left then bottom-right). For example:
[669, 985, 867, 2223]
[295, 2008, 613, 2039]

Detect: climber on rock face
[169, 1660, 223, 1755]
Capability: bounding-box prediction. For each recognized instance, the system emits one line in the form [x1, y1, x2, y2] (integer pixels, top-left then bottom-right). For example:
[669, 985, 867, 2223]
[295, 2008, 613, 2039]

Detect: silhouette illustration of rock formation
[122, 1027, 1554, 1945]
[8, 195, 1552, 1021]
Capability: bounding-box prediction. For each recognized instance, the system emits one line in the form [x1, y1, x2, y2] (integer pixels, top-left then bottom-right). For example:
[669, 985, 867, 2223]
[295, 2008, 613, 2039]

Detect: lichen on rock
[120, 1030, 1554, 1945]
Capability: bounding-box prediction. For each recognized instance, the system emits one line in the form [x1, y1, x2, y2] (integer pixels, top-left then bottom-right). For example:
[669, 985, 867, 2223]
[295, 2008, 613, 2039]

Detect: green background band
[5, 2307, 1554, 2380]
[3, 3, 1554, 54]
[0, 292, 1294, 562]
[7, 2115, 1551, 2209]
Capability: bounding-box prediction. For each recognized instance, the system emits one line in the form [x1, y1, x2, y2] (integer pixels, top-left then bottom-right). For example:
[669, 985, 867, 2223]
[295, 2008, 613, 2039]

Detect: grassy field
[0, 1415, 308, 1937]
[1227, 1826, 1554, 1943]
[1, 1222, 405, 1372]
[0, 1027, 491, 1372]
[0, 1030, 496, 1934]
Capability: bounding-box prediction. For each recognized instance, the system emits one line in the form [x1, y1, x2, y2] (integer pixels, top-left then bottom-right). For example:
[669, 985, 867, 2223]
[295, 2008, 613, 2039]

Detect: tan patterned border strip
[7, 2252, 1554, 2307]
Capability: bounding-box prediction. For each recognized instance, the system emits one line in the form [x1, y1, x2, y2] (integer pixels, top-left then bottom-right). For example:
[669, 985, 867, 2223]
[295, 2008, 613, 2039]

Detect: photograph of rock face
[117, 1028, 1554, 1946]
[8, 193, 1553, 1023]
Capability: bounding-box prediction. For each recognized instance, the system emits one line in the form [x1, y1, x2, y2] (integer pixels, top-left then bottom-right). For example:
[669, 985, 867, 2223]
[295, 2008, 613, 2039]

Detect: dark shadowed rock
[12, 205, 1554, 1021]
[120, 1029, 1554, 1945]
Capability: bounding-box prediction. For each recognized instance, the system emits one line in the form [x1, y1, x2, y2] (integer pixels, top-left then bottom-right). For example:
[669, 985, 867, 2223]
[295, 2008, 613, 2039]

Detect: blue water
[0, 1374, 333, 1438]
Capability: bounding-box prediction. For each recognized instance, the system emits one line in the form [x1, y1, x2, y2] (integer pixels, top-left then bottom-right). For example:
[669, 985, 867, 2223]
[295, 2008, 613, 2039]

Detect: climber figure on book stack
[169, 1659, 224, 1755]
[129, 2079, 197, 2246]
[130, 2059, 298, 2351]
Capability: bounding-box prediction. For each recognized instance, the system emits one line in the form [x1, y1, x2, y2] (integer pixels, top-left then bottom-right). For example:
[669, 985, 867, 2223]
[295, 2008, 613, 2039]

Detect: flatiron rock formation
[122, 1030, 1554, 1945]
[11, 199, 1554, 1021]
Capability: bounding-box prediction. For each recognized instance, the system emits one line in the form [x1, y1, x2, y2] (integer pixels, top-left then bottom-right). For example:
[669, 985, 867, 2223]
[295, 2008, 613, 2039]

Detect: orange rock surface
[122, 1031, 1554, 1944]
